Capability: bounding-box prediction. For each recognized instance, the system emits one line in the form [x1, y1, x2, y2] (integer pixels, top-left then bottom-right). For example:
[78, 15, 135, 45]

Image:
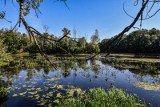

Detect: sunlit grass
[134, 82, 160, 91]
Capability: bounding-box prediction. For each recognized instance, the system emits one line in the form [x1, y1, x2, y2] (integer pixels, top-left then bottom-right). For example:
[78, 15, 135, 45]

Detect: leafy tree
[0, 30, 28, 53]
[86, 43, 100, 54]
[78, 37, 87, 48]
[100, 28, 160, 54]
[99, 39, 109, 53]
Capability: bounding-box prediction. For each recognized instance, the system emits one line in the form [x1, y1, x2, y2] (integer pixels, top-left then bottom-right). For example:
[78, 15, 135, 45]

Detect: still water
[0, 59, 160, 107]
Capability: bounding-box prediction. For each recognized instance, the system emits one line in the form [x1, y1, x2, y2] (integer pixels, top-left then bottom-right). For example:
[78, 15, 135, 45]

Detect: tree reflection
[0, 79, 9, 105]
[90, 59, 101, 78]
[101, 58, 160, 74]
[77, 59, 88, 71]
[61, 62, 72, 78]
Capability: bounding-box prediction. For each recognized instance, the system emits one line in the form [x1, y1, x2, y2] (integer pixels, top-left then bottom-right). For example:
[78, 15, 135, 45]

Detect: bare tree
[73, 26, 77, 40]
[91, 29, 100, 44]
[43, 25, 49, 33]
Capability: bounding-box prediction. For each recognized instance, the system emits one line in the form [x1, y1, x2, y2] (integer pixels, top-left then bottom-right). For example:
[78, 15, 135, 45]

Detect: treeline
[100, 28, 160, 53]
[0, 29, 100, 54]
[1, 28, 160, 56]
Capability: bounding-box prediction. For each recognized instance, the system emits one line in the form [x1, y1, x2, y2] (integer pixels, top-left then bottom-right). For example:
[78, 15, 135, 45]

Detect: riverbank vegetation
[134, 82, 160, 91]
[100, 28, 160, 54]
[1, 28, 160, 56]
[0, 28, 160, 72]
[58, 87, 146, 107]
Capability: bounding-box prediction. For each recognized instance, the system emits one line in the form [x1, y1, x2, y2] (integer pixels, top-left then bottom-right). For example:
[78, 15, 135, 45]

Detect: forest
[0, 28, 160, 56]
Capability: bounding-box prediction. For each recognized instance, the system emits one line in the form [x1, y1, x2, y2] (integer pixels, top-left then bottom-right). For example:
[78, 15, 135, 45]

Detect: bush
[58, 88, 146, 107]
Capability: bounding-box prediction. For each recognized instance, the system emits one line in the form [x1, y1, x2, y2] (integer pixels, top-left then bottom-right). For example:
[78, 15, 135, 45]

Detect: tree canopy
[99, 28, 160, 54]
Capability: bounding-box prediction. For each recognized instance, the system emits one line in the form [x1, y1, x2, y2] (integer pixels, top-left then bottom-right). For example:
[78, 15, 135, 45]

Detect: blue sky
[0, 0, 160, 41]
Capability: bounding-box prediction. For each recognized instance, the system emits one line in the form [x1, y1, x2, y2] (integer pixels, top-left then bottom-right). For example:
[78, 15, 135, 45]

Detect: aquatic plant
[58, 87, 146, 107]
[0, 87, 10, 100]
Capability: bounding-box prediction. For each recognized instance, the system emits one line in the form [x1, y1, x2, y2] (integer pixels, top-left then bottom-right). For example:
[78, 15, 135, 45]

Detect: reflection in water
[0, 59, 160, 107]
[0, 79, 9, 106]
[101, 58, 160, 74]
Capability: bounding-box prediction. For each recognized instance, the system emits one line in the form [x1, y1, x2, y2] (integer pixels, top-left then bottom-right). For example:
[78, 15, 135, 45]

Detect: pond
[0, 58, 160, 107]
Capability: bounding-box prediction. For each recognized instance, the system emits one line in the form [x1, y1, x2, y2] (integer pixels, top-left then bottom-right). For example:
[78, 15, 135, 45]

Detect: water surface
[0, 59, 160, 107]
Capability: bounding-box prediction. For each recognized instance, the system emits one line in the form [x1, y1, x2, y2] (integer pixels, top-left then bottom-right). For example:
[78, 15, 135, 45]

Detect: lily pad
[56, 85, 63, 89]
[53, 99, 59, 104]
[50, 85, 57, 89]
[13, 94, 18, 97]
[47, 92, 54, 97]
[48, 103, 52, 107]
[42, 95, 46, 98]
[23, 84, 27, 87]
[56, 93, 62, 98]
[28, 91, 37, 95]
[19, 92, 27, 96]
[45, 95, 50, 99]
[66, 87, 84, 97]
[38, 101, 46, 106]
[36, 88, 42, 92]
[35, 94, 40, 100]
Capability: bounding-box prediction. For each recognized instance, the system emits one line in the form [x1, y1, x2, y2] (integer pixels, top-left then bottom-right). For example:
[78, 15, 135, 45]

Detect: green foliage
[77, 37, 87, 49]
[86, 43, 100, 53]
[0, 39, 13, 66]
[100, 28, 160, 53]
[0, 30, 29, 53]
[1, 28, 160, 55]
[99, 39, 109, 52]
[0, 29, 100, 54]
[58, 88, 145, 107]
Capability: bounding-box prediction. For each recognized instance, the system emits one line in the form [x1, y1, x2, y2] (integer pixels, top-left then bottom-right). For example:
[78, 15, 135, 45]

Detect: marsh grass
[134, 82, 160, 91]
[58, 87, 146, 107]
[102, 57, 160, 74]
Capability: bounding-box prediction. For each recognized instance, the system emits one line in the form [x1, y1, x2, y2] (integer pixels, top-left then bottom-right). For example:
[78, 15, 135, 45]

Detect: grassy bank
[101, 54, 160, 74]
[134, 82, 160, 91]
[107, 53, 160, 63]
[108, 53, 160, 59]
[1, 53, 160, 74]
